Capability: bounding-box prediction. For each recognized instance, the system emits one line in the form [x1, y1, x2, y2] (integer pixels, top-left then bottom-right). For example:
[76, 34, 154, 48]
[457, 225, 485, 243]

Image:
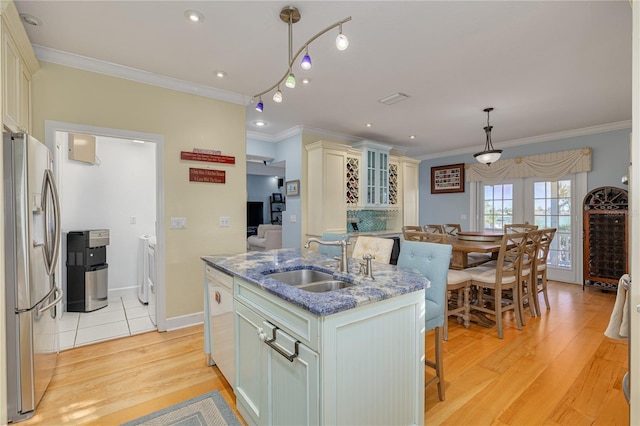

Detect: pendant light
[251, 6, 351, 112]
[473, 107, 503, 165]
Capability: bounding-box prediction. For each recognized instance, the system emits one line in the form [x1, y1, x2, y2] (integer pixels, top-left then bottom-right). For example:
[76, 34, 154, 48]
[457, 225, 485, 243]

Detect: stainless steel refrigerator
[4, 132, 62, 423]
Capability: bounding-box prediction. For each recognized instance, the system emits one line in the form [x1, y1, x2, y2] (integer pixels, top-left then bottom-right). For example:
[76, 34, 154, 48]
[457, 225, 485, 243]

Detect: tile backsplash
[347, 209, 398, 233]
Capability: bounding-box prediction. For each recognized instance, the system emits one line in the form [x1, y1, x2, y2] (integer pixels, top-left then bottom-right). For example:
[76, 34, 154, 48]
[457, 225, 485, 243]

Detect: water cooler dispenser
[66, 229, 109, 312]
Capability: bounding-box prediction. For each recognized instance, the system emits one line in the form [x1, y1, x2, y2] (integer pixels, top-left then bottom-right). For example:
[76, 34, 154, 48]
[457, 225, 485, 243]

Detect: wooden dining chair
[397, 240, 452, 401]
[465, 232, 528, 339]
[402, 225, 422, 240]
[444, 269, 472, 341]
[518, 229, 543, 325]
[404, 230, 446, 243]
[442, 224, 462, 236]
[532, 228, 557, 315]
[423, 224, 444, 234]
[504, 223, 538, 233]
[351, 236, 395, 264]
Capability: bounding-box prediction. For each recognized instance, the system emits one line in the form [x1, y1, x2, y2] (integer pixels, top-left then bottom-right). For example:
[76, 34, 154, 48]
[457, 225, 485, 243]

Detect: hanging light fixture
[300, 47, 312, 70]
[336, 22, 349, 50]
[273, 86, 283, 103]
[252, 6, 351, 112]
[255, 97, 264, 112]
[474, 107, 503, 165]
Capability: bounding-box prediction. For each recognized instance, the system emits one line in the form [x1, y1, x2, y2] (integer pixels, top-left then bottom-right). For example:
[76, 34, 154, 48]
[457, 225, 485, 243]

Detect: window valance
[465, 148, 592, 184]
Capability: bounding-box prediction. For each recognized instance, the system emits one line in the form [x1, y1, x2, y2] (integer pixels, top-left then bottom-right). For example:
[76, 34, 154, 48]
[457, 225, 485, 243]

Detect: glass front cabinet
[357, 141, 391, 207]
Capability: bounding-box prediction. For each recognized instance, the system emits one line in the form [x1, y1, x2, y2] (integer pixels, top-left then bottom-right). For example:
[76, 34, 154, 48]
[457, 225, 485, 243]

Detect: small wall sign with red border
[181, 151, 235, 164]
[189, 168, 226, 184]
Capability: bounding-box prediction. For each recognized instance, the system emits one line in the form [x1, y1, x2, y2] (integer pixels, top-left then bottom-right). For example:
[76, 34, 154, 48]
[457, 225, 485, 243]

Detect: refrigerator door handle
[41, 169, 61, 276]
[36, 285, 63, 316]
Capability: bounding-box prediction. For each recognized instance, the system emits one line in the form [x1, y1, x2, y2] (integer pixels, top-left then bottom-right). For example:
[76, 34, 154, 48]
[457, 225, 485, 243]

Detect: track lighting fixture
[252, 6, 351, 112]
[336, 23, 349, 50]
[301, 47, 312, 70]
[473, 107, 503, 165]
[285, 71, 296, 88]
[273, 87, 283, 103]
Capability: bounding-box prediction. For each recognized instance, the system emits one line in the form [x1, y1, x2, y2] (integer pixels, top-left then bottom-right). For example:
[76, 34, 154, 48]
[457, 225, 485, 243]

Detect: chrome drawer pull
[263, 326, 299, 362]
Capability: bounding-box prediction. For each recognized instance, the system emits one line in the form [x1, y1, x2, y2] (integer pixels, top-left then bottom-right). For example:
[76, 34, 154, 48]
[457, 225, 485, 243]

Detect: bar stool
[397, 240, 452, 400]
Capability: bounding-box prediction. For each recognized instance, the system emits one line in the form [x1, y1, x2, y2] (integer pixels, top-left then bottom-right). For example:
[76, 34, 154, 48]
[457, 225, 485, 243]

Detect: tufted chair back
[318, 232, 350, 257]
[397, 240, 452, 330]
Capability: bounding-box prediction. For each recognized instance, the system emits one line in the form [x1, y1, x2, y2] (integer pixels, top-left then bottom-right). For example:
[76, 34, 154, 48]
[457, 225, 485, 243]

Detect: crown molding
[417, 120, 632, 161]
[33, 45, 251, 106]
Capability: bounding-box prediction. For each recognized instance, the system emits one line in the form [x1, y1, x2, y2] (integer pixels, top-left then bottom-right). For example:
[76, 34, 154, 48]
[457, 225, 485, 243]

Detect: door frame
[43, 120, 167, 332]
[471, 172, 586, 284]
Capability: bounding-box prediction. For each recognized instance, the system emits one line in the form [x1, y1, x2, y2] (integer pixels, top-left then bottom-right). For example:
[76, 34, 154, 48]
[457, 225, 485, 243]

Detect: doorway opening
[44, 121, 166, 348]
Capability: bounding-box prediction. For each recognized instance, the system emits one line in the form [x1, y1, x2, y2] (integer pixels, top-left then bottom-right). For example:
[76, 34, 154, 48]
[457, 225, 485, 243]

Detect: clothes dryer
[137, 234, 154, 304]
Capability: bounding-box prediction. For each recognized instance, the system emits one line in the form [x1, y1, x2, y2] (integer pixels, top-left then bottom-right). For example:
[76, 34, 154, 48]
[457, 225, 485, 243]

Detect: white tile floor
[59, 293, 156, 350]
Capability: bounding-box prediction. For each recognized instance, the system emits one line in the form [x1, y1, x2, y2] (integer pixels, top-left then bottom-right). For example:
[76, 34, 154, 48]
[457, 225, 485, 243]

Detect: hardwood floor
[23, 281, 628, 425]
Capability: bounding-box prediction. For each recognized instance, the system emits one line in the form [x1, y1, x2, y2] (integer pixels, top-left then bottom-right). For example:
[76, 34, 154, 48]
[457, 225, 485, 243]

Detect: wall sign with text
[189, 168, 226, 184]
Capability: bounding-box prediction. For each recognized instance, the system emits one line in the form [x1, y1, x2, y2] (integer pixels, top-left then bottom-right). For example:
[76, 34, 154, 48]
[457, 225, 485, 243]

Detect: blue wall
[247, 134, 303, 248]
[247, 174, 282, 224]
[419, 128, 631, 227]
[276, 134, 303, 248]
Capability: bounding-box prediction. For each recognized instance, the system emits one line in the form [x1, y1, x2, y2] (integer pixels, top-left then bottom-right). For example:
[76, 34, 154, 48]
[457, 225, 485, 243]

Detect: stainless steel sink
[297, 280, 355, 293]
[265, 269, 333, 286]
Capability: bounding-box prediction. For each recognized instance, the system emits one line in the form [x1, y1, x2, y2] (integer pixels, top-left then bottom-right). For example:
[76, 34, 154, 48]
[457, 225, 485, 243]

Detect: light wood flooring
[22, 281, 628, 425]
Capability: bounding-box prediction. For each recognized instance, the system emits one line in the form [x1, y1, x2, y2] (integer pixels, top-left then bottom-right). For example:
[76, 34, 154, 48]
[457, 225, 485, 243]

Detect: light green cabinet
[234, 277, 425, 426]
[235, 289, 319, 425]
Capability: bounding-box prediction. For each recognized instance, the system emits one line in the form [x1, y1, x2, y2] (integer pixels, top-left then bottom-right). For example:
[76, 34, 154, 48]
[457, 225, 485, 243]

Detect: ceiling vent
[378, 92, 410, 105]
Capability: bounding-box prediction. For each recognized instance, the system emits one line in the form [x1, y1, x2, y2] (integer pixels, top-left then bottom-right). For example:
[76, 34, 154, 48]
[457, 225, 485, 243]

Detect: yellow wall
[31, 61, 247, 319]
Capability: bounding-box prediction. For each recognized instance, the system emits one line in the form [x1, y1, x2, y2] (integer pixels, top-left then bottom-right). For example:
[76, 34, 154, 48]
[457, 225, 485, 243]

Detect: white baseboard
[165, 311, 204, 331]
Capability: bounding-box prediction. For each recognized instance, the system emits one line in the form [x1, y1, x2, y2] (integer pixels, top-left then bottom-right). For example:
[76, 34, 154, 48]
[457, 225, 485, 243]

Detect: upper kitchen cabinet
[306, 140, 349, 236]
[1, 1, 39, 134]
[354, 141, 391, 207]
[305, 140, 420, 237]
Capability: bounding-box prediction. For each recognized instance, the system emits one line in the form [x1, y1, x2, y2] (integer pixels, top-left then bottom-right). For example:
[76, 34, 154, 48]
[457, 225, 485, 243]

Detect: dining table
[446, 231, 504, 270]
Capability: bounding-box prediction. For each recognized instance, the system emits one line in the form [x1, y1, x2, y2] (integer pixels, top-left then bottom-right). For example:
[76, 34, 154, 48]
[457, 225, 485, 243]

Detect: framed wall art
[285, 180, 300, 196]
[431, 163, 465, 194]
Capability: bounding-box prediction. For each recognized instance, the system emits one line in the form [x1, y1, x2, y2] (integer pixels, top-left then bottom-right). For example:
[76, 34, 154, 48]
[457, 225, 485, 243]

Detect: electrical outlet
[460, 214, 467, 220]
[130, 216, 137, 224]
[289, 214, 297, 223]
[220, 216, 230, 227]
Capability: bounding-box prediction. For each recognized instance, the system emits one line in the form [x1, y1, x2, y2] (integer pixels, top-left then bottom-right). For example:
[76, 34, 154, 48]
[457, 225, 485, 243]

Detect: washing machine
[147, 235, 157, 326]
[137, 234, 154, 304]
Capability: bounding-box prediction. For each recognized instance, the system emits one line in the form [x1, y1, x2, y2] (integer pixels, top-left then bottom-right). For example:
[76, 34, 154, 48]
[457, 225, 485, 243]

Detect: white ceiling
[15, 1, 632, 159]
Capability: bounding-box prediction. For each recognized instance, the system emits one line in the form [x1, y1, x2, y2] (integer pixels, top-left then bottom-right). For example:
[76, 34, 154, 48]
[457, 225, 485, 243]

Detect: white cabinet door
[2, 25, 20, 132]
[235, 300, 320, 426]
[264, 323, 319, 425]
[363, 149, 389, 206]
[235, 301, 268, 426]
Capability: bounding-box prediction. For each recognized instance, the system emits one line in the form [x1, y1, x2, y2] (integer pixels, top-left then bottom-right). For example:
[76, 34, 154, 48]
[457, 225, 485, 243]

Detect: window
[533, 180, 572, 270]
[482, 183, 513, 231]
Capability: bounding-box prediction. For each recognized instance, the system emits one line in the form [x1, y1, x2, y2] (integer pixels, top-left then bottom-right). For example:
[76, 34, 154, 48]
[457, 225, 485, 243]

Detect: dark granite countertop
[202, 248, 428, 317]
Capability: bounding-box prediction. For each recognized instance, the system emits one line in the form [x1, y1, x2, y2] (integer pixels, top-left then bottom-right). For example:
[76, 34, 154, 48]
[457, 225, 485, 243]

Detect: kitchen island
[203, 248, 427, 426]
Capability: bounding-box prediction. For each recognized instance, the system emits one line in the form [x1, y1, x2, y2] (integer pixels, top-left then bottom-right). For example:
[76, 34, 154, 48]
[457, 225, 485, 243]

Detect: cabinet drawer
[235, 278, 319, 350]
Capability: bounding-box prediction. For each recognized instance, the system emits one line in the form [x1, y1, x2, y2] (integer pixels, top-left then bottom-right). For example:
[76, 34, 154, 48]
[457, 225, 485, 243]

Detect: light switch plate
[170, 217, 187, 229]
[290, 214, 297, 223]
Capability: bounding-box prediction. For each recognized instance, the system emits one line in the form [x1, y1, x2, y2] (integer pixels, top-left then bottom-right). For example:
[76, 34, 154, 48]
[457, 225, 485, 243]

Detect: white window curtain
[466, 148, 592, 184]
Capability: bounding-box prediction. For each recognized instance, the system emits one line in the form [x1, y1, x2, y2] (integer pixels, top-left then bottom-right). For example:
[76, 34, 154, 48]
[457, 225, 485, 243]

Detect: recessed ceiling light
[214, 70, 227, 78]
[184, 10, 204, 23]
[253, 120, 267, 127]
[409, 135, 416, 139]
[301, 78, 311, 84]
[365, 123, 373, 127]
[20, 13, 42, 26]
